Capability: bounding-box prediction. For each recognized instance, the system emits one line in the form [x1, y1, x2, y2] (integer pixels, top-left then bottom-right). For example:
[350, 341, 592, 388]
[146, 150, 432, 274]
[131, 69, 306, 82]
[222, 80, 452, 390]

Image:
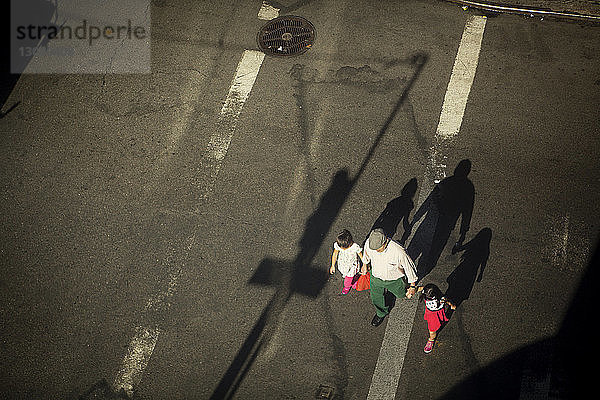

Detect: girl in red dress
[418, 283, 456, 353]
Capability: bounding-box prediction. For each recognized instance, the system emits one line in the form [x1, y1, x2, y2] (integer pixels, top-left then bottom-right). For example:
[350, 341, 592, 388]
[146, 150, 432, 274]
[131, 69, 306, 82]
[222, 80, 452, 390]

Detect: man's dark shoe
[371, 314, 385, 327]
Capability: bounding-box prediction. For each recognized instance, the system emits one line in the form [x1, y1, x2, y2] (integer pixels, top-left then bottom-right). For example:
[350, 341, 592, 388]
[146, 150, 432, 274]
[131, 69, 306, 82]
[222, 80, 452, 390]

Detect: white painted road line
[367, 300, 418, 400]
[219, 50, 266, 121]
[114, 236, 196, 397]
[113, 326, 161, 397]
[114, 49, 266, 396]
[437, 16, 487, 140]
[425, 15, 487, 188]
[258, 1, 280, 20]
[200, 49, 266, 203]
[367, 15, 487, 400]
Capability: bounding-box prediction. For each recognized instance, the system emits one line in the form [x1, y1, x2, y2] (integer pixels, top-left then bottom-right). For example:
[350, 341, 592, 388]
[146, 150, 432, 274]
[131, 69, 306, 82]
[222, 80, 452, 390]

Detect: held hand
[452, 233, 467, 254]
[360, 266, 367, 275]
[406, 286, 417, 299]
[399, 226, 412, 246]
[442, 298, 457, 310]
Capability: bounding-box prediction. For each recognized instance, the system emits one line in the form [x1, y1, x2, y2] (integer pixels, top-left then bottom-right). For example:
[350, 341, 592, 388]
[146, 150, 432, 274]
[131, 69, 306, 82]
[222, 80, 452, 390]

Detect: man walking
[363, 228, 418, 327]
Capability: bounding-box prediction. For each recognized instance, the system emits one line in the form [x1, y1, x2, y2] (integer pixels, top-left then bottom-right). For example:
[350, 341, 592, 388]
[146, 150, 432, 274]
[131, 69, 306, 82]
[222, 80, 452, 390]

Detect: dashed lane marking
[113, 47, 266, 398]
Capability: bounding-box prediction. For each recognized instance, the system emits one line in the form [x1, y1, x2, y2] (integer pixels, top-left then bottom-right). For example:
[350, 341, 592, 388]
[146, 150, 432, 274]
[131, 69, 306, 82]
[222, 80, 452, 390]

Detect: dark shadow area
[3, 0, 61, 108]
[210, 53, 428, 400]
[249, 257, 329, 299]
[430, 228, 491, 341]
[383, 288, 397, 312]
[1, 4, 19, 110]
[445, 227, 491, 308]
[440, 236, 599, 399]
[435, 228, 491, 340]
[0, 56, 20, 114]
[297, 169, 353, 266]
[0, 101, 20, 119]
[369, 178, 418, 246]
[407, 159, 475, 280]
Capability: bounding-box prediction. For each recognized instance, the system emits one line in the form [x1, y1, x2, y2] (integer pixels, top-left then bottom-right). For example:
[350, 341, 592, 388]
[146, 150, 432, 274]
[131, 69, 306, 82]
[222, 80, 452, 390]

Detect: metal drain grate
[315, 384, 335, 399]
[257, 16, 316, 56]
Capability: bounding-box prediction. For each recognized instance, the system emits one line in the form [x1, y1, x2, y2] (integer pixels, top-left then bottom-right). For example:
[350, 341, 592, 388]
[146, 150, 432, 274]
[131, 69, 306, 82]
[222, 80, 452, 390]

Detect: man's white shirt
[363, 238, 418, 283]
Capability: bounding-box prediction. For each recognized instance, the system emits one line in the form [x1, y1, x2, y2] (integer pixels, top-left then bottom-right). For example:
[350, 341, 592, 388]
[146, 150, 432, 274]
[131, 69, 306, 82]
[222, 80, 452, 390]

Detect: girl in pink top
[329, 230, 366, 295]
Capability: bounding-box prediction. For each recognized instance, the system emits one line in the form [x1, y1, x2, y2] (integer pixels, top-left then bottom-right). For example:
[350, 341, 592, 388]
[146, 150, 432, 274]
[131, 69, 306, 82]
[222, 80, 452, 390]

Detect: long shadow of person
[445, 227, 492, 309]
[296, 169, 352, 269]
[368, 178, 418, 312]
[406, 159, 475, 279]
[210, 169, 352, 400]
[369, 178, 418, 246]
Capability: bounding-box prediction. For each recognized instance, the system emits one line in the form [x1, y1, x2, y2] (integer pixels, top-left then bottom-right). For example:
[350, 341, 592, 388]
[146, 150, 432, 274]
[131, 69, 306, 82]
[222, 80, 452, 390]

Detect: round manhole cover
[257, 16, 316, 56]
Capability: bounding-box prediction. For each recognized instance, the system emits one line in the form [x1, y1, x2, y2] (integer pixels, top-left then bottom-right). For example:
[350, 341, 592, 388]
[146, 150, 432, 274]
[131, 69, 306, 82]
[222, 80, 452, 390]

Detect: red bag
[355, 272, 371, 291]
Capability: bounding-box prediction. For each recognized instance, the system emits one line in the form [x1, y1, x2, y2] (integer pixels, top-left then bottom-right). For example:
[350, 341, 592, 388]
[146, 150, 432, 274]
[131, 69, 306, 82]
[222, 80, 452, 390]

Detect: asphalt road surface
[1, 1, 599, 399]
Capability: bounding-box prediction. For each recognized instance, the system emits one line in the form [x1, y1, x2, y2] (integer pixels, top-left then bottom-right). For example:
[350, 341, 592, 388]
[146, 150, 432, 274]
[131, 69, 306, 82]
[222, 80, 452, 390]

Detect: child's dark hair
[419, 283, 444, 302]
[336, 229, 354, 249]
